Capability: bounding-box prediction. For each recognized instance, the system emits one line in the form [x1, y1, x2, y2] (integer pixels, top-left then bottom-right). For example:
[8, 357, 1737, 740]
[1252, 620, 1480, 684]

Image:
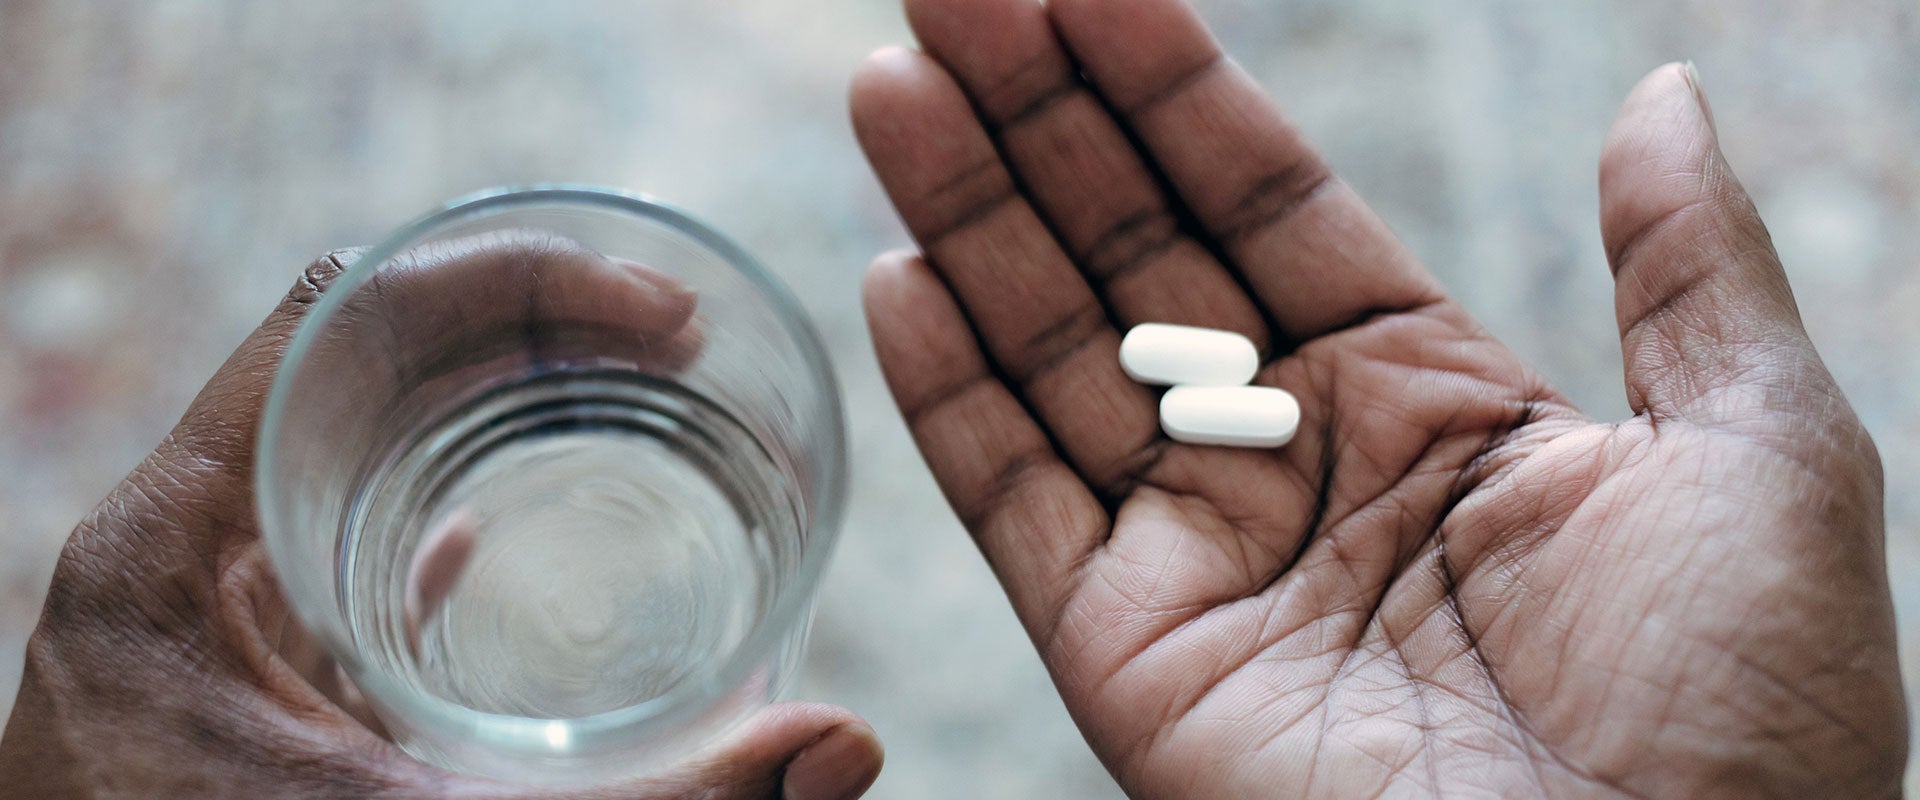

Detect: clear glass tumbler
[256, 187, 847, 783]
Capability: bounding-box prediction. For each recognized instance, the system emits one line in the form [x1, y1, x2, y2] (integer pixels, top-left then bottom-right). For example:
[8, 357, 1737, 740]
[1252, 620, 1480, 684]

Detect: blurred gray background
[1, 1, 1915, 796]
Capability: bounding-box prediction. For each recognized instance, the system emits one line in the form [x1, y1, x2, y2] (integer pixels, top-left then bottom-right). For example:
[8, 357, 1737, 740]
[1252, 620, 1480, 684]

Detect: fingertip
[1679, 60, 1717, 134]
[849, 47, 916, 149]
[1044, 0, 1099, 29]
[607, 257, 699, 333]
[860, 249, 922, 296]
[871, 247, 921, 269]
[1598, 61, 1725, 264]
[781, 720, 883, 800]
[904, 0, 1075, 122]
[901, 0, 990, 59]
[863, 43, 919, 69]
[849, 45, 926, 118]
[902, 0, 1030, 65]
[1601, 62, 1710, 174]
[849, 46, 971, 139]
[705, 702, 877, 771]
[859, 250, 939, 333]
[899, 0, 960, 33]
[1047, 0, 1222, 110]
[404, 509, 479, 655]
[1641, 60, 1694, 91]
[858, 250, 992, 415]
[744, 698, 875, 736]
[1620, 62, 1699, 119]
[861, 251, 923, 341]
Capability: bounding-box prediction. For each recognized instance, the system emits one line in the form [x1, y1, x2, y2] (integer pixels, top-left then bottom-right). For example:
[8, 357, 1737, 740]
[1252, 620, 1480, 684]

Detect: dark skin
[0, 0, 1905, 796]
[853, 0, 1906, 796]
[0, 248, 883, 800]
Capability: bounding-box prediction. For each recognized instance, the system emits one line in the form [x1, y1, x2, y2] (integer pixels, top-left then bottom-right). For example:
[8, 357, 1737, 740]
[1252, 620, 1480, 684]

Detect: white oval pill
[1160, 386, 1301, 448]
[1119, 323, 1258, 386]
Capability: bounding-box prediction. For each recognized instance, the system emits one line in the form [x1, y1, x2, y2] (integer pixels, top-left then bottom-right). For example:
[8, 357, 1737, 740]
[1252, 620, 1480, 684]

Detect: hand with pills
[1119, 323, 1300, 448]
[854, 0, 1904, 796]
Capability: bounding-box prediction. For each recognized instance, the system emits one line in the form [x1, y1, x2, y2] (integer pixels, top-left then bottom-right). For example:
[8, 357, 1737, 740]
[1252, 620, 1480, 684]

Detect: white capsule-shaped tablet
[1160, 386, 1301, 448]
[1119, 323, 1258, 386]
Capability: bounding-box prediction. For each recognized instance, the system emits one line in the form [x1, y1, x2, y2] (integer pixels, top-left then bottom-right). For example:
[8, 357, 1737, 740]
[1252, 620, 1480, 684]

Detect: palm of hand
[853, 0, 1905, 796]
[1073, 323, 1896, 798]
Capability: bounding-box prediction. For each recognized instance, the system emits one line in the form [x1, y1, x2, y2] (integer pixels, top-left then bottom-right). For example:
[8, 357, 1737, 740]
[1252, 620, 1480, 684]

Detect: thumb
[489, 703, 883, 800]
[1598, 62, 1835, 430]
[640, 703, 882, 800]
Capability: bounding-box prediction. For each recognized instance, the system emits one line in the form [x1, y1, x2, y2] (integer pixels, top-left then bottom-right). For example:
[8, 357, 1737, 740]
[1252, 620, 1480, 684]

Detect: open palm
[852, 0, 1907, 796]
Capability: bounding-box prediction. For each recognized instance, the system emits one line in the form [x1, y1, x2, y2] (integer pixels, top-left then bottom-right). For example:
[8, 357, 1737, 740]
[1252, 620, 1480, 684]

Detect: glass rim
[256, 184, 849, 746]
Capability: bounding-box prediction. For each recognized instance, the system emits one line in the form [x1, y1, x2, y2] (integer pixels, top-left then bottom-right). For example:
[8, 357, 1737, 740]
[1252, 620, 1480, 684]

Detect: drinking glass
[256, 186, 847, 784]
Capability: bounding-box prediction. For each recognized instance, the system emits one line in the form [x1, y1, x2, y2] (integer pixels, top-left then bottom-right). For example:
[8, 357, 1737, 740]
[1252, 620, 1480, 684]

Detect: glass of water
[256, 186, 847, 783]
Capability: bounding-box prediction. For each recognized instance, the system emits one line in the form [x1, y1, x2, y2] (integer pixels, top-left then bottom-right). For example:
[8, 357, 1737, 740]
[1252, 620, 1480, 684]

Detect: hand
[0, 243, 883, 800]
[853, 0, 1906, 796]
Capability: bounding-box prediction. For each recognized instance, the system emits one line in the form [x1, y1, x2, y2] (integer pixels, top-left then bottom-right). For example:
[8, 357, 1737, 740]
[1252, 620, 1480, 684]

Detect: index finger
[144, 240, 702, 548]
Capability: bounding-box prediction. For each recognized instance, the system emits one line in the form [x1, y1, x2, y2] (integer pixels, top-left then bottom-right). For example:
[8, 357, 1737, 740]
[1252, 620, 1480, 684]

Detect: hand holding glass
[256, 188, 846, 783]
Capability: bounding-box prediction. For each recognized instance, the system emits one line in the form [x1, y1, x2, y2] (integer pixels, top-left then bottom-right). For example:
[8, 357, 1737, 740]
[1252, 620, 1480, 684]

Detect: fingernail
[782, 724, 881, 800]
[1680, 60, 1717, 136]
[612, 256, 699, 308]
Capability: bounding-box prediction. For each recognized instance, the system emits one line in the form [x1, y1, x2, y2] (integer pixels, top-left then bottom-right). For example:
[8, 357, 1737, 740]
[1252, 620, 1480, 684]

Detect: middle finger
[903, 0, 1270, 353]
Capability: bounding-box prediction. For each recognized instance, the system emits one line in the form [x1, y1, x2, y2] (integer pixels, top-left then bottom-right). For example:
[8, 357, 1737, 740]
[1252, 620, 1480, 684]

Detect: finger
[862, 251, 1107, 634]
[1598, 63, 1827, 426]
[901, 0, 1270, 350]
[145, 241, 700, 539]
[334, 237, 701, 383]
[616, 704, 882, 800]
[851, 48, 1171, 497]
[404, 509, 479, 656]
[429, 703, 881, 800]
[1047, 0, 1447, 340]
[378, 242, 698, 341]
[129, 248, 360, 537]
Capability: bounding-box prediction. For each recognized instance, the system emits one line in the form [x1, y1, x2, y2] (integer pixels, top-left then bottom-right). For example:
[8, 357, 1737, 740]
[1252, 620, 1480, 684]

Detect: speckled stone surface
[1, 1, 1914, 796]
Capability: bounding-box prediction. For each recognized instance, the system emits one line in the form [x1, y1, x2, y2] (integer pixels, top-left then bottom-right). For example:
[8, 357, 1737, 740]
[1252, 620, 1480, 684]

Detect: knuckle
[1835, 415, 1884, 495]
[56, 492, 153, 583]
[41, 507, 146, 633]
[44, 478, 220, 634]
[287, 248, 362, 307]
